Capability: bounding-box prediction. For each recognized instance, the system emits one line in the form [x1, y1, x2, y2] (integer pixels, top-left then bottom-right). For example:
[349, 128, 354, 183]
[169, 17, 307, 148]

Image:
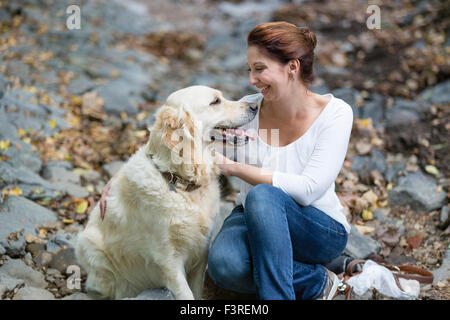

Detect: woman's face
[247, 45, 292, 101]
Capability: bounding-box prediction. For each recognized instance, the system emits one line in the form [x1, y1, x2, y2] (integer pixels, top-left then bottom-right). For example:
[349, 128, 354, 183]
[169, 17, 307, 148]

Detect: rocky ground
[0, 0, 448, 300]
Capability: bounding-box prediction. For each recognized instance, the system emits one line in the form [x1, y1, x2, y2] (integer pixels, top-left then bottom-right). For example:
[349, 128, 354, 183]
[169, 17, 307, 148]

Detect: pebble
[48, 247, 78, 274]
[12, 286, 55, 300]
[0, 258, 47, 289]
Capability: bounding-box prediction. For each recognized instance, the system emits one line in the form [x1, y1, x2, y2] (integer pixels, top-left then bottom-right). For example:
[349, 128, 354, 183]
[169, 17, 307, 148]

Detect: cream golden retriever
[75, 86, 257, 300]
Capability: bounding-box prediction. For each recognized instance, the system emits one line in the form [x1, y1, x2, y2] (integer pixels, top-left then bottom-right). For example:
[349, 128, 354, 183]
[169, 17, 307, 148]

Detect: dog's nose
[247, 102, 258, 113]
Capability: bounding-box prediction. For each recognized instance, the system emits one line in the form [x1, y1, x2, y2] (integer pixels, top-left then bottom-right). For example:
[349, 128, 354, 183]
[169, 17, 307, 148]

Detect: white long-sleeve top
[220, 92, 353, 234]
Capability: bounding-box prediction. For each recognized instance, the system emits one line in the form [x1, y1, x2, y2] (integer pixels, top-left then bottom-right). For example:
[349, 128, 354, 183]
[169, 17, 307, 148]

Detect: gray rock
[440, 205, 449, 225]
[51, 181, 89, 198]
[0, 162, 59, 199]
[350, 149, 386, 178]
[49, 247, 78, 274]
[419, 80, 450, 104]
[360, 94, 385, 128]
[0, 72, 8, 99]
[0, 196, 57, 256]
[13, 286, 55, 300]
[310, 84, 330, 95]
[102, 161, 124, 178]
[0, 258, 47, 289]
[97, 79, 142, 116]
[33, 251, 54, 268]
[46, 233, 77, 254]
[122, 288, 175, 300]
[42, 166, 80, 184]
[62, 292, 93, 300]
[344, 225, 382, 259]
[385, 162, 406, 183]
[332, 88, 360, 118]
[385, 98, 429, 128]
[0, 111, 19, 141]
[81, 170, 102, 184]
[385, 108, 419, 128]
[388, 170, 446, 213]
[431, 250, 450, 285]
[373, 209, 405, 235]
[0, 271, 25, 297]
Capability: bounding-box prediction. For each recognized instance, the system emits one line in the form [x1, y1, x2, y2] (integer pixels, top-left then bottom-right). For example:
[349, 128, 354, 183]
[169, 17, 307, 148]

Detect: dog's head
[147, 86, 257, 183]
[150, 85, 257, 159]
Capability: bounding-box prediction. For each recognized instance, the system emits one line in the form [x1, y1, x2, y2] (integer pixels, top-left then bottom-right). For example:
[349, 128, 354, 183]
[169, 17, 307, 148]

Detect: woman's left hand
[214, 151, 237, 176]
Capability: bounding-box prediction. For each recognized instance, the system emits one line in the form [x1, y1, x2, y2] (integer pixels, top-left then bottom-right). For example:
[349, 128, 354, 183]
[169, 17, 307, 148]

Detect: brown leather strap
[381, 263, 434, 284]
[150, 154, 201, 192]
[345, 260, 434, 284]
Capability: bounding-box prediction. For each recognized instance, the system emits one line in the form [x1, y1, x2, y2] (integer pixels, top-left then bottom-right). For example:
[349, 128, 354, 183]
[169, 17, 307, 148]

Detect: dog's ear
[155, 106, 182, 150]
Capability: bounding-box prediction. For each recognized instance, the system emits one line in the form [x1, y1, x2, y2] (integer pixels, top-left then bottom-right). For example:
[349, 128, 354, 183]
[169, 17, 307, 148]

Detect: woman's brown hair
[247, 21, 317, 85]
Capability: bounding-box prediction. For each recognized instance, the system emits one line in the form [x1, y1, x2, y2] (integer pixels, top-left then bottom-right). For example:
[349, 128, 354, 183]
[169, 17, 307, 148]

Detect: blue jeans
[207, 184, 348, 300]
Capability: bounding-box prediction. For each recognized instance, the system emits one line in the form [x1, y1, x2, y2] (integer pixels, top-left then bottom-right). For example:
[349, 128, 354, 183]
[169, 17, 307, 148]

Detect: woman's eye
[210, 98, 221, 105]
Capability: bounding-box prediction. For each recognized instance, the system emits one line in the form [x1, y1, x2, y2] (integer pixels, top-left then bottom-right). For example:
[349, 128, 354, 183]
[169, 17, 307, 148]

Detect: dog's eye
[210, 97, 221, 105]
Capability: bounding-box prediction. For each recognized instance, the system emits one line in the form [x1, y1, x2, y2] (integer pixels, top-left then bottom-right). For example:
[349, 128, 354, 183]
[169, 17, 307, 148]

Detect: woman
[208, 21, 353, 300]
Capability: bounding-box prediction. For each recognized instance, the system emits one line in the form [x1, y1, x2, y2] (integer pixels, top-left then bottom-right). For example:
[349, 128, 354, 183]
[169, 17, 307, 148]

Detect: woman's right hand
[99, 180, 112, 221]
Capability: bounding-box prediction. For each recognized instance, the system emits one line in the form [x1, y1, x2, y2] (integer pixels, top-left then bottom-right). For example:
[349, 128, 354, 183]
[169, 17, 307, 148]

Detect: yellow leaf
[355, 224, 375, 235]
[62, 219, 75, 224]
[386, 183, 393, 190]
[70, 95, 82, 106]
[362, 209, 373, 221]
[76, 200, 89, 214]
[17, 128, 27, 138]
[425, 165, 439, 176]
[2, 186, 22, 196]
[0, 140, 10, 151]
[49, 118, 57, 129]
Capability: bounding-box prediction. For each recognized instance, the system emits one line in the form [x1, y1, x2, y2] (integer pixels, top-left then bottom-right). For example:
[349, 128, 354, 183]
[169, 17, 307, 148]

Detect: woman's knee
[245, 184, 281, 209]
[245, 184, 286, 225]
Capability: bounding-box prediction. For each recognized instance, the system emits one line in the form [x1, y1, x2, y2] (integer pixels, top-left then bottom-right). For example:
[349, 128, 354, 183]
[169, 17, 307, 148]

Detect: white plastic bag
[346, 260, 420, 300]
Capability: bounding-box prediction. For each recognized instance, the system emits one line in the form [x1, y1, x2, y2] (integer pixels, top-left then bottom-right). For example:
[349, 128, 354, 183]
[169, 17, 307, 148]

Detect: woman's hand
[99, 170, 120, 220]
[214, 151, 237, 176]
[99, 179, 112, 220]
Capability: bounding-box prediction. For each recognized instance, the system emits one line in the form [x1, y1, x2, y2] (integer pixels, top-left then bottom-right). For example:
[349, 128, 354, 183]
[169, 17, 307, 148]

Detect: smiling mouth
[210, 127, 254, 146]
[260, 85, 270, 93]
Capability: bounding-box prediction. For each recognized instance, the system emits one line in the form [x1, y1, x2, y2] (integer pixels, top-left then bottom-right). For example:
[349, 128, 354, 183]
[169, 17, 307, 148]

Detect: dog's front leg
[165, 262, 195, 300]
[188, 254, 208, 300]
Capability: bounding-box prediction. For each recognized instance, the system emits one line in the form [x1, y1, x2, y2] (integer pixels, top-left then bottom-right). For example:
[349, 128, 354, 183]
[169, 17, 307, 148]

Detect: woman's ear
[288, 59, 300, 78]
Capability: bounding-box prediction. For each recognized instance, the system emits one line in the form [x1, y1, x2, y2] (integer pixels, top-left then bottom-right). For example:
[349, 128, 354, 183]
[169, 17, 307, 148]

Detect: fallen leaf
[356, 141, 372, 155]
[76, 199, 89, 214]
[49, 118, 57, 129]
[355, 224, 375, 235]
[425, 165, 439, 176]
[2, 186, 22, 196]
[0, 140, 10, 151]
[407, 234, 423, 249]
[362, 189, 378, 211]
[362, 209, 373, 221]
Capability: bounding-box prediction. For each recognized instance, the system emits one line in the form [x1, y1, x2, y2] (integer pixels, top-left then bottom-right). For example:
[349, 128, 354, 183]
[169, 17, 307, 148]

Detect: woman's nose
[249, 71, 257, 86]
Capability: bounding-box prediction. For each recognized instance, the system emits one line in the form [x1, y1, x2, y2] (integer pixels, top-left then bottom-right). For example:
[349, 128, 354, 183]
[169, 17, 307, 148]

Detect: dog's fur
[75, 86, 257, 300]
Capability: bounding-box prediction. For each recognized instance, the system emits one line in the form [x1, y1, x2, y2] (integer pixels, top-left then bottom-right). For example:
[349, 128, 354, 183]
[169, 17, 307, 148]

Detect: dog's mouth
[210, 127, 255, 146]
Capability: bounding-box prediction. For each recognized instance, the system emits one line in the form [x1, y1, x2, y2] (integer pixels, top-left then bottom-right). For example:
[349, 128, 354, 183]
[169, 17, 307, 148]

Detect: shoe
[320, 269, 341, 300]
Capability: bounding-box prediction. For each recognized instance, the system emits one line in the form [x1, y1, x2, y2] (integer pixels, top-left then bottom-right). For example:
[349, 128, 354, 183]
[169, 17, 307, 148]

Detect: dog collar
[148, 154, 201, 192]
